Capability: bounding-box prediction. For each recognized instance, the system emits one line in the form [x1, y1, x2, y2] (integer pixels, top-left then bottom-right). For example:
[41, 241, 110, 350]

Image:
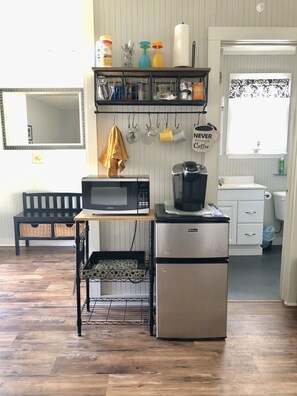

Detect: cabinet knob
[245, 211, 257, 214]
[244, 233, 256, 236]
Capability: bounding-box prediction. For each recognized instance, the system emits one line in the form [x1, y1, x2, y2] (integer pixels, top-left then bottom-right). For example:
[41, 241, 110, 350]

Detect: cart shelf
[81, 296, 149, 326]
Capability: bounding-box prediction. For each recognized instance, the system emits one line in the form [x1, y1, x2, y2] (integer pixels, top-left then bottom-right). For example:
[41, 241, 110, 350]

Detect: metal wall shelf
[93, 67, 210, 114]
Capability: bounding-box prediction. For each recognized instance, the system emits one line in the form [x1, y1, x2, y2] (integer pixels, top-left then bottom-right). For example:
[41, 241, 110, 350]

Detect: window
[226, 73, 291, 157]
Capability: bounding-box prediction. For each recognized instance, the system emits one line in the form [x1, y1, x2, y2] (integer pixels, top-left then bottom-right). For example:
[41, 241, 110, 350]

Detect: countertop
[74, 209, 155, 221]
[218, 176, 267, 190]
[218, 183, 267, 190]
[155, 204, 230, 223]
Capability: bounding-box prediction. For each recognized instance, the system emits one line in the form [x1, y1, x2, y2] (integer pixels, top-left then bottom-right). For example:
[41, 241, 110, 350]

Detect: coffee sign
[192, 123, 220, 152]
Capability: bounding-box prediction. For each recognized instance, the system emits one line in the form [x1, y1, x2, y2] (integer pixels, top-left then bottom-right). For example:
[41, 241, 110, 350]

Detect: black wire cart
[74, 211, 155, 337]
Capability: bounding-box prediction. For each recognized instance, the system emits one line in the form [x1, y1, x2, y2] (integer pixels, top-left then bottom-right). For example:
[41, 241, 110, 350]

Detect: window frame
[225, 72, 291, 159]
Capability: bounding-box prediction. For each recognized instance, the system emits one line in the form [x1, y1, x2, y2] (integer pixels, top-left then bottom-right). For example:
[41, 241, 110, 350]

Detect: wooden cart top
[74, 209, 155, 222]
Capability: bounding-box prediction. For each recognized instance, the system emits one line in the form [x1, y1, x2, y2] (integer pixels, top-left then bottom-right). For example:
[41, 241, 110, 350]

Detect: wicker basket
[54, 223, 84, 237]
[19, 223, 51, 237]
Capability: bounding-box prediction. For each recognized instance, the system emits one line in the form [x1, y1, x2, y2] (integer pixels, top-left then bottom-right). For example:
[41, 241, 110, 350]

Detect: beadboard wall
[0, 0, 87, 247]
[94, 0, 297, 69]
[1, 0, 297, 251]
[93, 0, 297, 254]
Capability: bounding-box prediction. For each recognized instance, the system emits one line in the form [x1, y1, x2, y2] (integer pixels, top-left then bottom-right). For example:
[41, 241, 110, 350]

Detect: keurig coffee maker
[172, 161, 207, 211]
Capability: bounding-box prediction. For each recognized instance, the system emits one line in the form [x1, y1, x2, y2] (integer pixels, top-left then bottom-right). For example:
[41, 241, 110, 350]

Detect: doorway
[208, 27, 297, 305]
[220, 47, 294, 300]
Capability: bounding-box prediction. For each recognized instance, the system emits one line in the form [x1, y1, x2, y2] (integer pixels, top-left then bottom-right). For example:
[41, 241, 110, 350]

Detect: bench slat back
[23, 192, 82, 214]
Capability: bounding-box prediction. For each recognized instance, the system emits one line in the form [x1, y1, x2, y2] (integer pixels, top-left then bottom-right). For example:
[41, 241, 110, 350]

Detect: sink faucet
[218, 177, 224, 186]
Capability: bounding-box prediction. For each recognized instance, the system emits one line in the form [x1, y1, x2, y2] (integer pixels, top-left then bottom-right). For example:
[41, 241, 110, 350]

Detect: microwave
[82, 176, 150, 215]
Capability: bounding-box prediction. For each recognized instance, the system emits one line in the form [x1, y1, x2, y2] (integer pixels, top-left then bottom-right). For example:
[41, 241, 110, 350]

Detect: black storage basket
[82, 251, 148, 281]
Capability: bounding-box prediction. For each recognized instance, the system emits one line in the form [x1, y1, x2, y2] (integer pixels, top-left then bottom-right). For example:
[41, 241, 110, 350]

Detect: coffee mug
[159, 128, 174, 142]
[126, 128, 140, 144]
[142, 125, 158, 145]
[173, 130, 186, 143]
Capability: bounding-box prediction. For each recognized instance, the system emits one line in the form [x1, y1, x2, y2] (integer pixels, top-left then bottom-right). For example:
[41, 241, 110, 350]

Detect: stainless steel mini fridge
[155, 204, 229, 340]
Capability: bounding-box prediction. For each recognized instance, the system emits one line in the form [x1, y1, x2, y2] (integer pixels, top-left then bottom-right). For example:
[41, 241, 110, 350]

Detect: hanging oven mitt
[99, 125, 129, 177]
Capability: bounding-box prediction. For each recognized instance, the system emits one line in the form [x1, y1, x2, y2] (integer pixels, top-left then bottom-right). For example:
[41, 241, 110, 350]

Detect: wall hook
[132, 112, 137, 129]
[146, 113, 152, 129]
[194, 112, 201, 128]
[156, 113, 160, 129]
[175, 112, 180, 130]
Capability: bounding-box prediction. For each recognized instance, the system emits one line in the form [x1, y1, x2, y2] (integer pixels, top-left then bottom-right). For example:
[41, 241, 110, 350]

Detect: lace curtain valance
[229, 78, 290, 99]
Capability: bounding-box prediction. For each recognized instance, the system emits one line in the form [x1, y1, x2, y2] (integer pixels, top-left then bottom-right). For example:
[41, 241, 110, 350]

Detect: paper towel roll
[173, 23, 190, 67]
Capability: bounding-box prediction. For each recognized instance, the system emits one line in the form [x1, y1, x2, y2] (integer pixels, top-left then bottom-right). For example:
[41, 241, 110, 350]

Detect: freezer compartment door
[156, 262, 228, 339]
[155, 222, 229, 258]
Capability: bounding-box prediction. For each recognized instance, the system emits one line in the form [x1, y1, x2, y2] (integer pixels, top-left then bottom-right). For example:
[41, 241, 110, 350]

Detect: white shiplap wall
[0, 0, 87, 247]
[94, 0, 297, 69]
[93, 0, 297, 255]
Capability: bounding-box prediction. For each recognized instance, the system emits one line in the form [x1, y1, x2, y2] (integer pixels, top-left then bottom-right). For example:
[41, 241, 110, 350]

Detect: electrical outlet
[32, 152, 43, 164]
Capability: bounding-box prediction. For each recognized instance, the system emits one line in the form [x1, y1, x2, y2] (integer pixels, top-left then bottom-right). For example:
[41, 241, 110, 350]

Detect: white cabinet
[217, 201, 237, 245]
[218, 188, 265, 256]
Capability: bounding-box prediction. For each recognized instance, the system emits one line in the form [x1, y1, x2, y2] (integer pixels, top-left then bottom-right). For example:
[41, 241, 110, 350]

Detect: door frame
[208, 27, 297, 305]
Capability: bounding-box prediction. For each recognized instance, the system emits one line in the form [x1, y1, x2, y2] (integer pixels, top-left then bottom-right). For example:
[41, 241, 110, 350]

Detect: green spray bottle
[279, 157, 285, 175]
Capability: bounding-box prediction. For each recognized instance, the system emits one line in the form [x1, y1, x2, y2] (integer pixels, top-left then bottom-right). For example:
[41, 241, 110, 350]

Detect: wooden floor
[1, 246, 297, 395]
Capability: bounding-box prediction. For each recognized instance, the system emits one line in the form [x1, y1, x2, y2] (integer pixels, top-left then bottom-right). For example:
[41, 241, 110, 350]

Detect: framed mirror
[0, 88, 85, 150]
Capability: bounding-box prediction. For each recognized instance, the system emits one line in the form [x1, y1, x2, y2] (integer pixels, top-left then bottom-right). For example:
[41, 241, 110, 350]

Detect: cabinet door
[218, 200, 237, 245]
[238, 201, 264, 223]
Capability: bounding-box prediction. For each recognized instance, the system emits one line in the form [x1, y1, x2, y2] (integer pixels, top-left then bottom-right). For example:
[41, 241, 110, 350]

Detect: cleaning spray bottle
[279, 157, 285, 175]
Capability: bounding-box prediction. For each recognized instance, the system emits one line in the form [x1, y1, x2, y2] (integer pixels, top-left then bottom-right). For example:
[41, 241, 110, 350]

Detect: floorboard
[0, 246, 297, 395]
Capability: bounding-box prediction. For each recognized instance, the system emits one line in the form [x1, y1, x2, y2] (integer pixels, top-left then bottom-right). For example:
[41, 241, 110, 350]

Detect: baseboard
[229, 245, 263, 256]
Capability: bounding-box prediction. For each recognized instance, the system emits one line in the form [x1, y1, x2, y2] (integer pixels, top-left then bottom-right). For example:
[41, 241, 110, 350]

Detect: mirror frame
[0, 87, 85, 150]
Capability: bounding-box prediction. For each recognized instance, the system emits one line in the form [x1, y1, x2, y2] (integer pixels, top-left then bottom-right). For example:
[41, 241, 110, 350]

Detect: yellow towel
[99, 125, 129, 177]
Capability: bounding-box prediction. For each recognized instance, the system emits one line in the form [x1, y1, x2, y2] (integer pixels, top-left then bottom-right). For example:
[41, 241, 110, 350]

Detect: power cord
[128, 220, 149, 283]
[130, 220, 138, 250]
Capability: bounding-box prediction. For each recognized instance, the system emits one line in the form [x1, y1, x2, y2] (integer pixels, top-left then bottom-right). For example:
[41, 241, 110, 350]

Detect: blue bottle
[139, 41, 151, 68]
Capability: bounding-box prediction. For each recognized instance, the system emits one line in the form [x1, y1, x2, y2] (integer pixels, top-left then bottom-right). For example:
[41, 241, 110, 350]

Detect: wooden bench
[13, 192, 82, 255]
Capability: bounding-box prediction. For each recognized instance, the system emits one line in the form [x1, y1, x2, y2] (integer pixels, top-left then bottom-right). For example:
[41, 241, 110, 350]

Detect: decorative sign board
[192, 124, 220, 152]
